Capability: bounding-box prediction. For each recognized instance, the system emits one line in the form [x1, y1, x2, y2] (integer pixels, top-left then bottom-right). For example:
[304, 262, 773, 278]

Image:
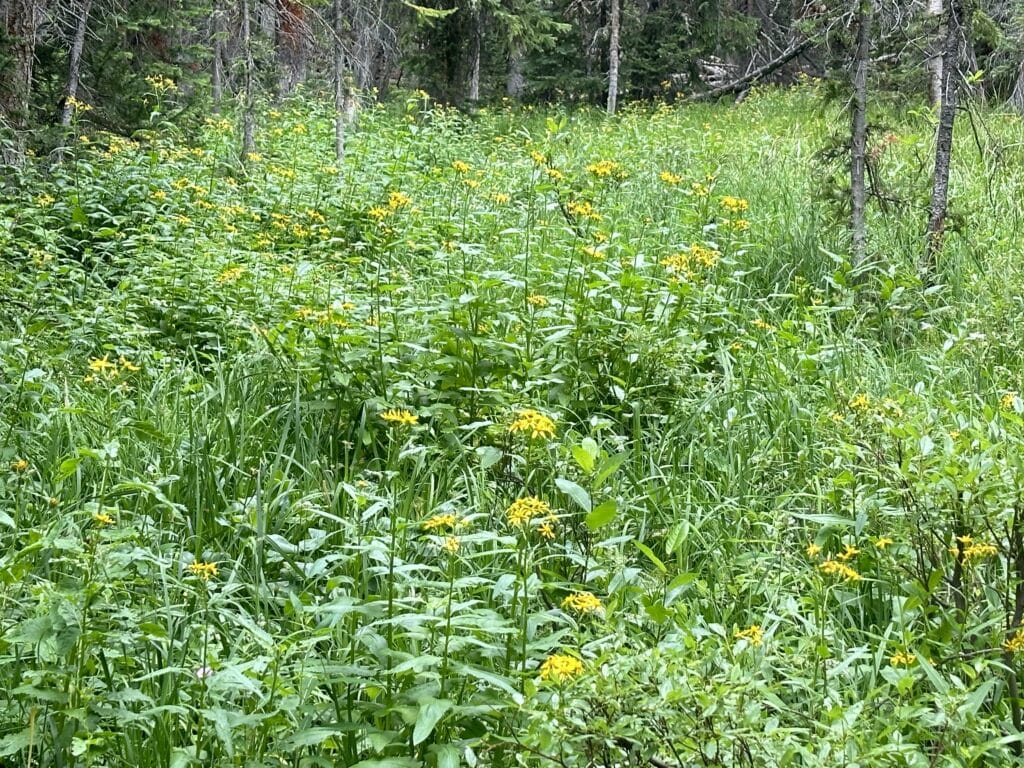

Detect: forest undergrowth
[3, 84, 1024, 766]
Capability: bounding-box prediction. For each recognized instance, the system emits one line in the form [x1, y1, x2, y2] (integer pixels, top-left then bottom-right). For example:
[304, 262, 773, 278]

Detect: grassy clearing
[3, 86, 1024, 766]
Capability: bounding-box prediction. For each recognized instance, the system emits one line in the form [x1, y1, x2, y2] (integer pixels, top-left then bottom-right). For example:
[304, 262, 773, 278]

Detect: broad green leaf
[585, 499, 617, 531]
[555, 477, 591, 512]
[633, 540, 667, 573]
[413, 697, 452, 745]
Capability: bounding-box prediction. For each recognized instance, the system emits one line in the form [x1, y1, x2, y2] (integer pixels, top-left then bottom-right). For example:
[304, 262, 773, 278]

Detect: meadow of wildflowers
[2, 87, 1024, 765]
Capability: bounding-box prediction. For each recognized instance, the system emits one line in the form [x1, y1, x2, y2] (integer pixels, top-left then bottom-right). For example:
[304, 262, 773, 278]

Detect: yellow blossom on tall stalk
[506, 496, 550, 526]
[586, 160, 622, 178]
[188, 561, 218, 581]
[1001, 392, 1018, 410]
[539, 654, 584, 681]
[819, 559, 861, 581]
[508, 409, 556, 440]
[566, 200, 601, 221]
[836, 543, 860, 562]
[659, 170, 682, 185]
[805, 542, 822, 558]
[719, 196, 749, 214]
[442, 536, 460, 553]
[734, 624, 763, 646]
[1005, 630, 1024, 654]
[381, 408, 418, 427]
[527, 294, 548, 308]
[10, 459, 29, 472]
[561, 591, 603, 614]
[689, 244, 720, 268]
[874, 537, 894, 549]
[451, 160, 471, 173]
[890, 650, 916, 666]
[92, 511, 114, 526]
[422, 513, 458, 531]
[848, 393, 871, 411]
[387, 191, 411, 210]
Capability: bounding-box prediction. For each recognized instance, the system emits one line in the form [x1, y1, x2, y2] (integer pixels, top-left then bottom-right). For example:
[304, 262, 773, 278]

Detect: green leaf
[594, 451, 628, 488]
[351, 759, 420, 768]
[555, 477, 591, 512]
[585, 499, 617, 531]
[436, 744, 460, 768]
[633, 540, 667, 573]
[477, 446, 502, 470]
[413, 697, 452, 745]
[0, 728, 36, 757]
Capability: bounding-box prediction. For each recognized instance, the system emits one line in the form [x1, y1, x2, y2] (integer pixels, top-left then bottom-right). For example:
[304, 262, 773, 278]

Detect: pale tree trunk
[333, 0, 347, 162]
[241, 0, 256, 160]
[1010, 60, 1024, 114]
[923, 0, 966, 272]
[468, 6, 481, 102]
[606, 0, 620, 114]
[927, 0, 943, 105]
[59, 0, 92, 129]
[1, 0, 39, 164]
[850, 0, 872, 269]
[211, 0, 224, 113]
[506, 44, 525, 99]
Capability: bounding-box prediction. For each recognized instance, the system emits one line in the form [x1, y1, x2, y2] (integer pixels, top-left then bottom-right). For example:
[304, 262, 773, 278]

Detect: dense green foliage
[4, 86, 1024, 766]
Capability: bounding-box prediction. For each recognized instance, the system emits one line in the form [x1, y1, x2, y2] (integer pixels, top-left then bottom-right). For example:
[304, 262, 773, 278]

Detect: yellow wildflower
[36, 194, 56, 207]
[92, 512, 114, 526]
[217, 266, 245, 284]
[659, 171, 682, 185]
[529, 150, 546, 165]
[734, 624, 763, 647]
[566, 200, 601, 221]
[539, 654, 584, 681]
[118, 357, 140, 373]
[819, 559, 861, 581]
[188, 561, 218, 581]
[890, 650, 916, 666]
[848, 393, 871, 411]
[805, 542, 822, 558]
[368, 206, 389, 220]
[1005, 630, 1024, 654]
[545, 167, 564, 181]
[719, 196, 749, 214]
[506, 496, 550, 526]
[492, 193, 510, 204]
[561, 591, 603, 615]
[874, 537, 894, 550]
[585, 160, 622, 178]
[422, 513, 458, 531]
[752, 318, 775, 332]
[527, 294, 548, 308]
[538, 520, 556, 539]
[442, 536, 460, 553]
[1001, 392, 1018, 410]
[88, 355, 118, 375]
[836, 543, 860, 562]
[451, 160, 471, 173]
[508, 409, 556, 440]
[387, 191, 411, 210]
[10, 459, 29, 472]
[381, 408, 418, 427]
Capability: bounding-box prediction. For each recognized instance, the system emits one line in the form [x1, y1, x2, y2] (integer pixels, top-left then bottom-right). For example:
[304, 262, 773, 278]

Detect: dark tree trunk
[850, 0, 872, 268]
[1, 0, 38, 164]
[275, 0, 306, 99]
[923, 0, 966, 272]
[59, 0, 92, 129]
[241, 0, 256, 160]
[606, 0, 620, 114]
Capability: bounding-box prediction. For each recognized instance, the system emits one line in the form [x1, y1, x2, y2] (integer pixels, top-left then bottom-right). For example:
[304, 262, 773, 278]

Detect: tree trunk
[1010, 60, 1024, 114]
[850, 0, 872, 269]
[211, 0, 224, 113]
[59, 0, 92, 129]
[507, 43, 525, 99]
[468, 7, 482, 102]
[927, 0, 943, 105]
[275, 0, 306, 99]
[923, 0, 965, 272]
[241, 0, 256, 160]
[606, 0, 620, 114]
[333, 0, 346, 162]
[1, 0, 38, 164]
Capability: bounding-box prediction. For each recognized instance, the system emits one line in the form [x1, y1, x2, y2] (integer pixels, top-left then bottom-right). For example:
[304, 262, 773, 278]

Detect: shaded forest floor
[3, 86, 1024, 765]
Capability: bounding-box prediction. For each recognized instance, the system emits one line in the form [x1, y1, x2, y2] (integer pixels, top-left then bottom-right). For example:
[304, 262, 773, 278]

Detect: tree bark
[468, 6, 482, 102]
[59, 0, 92, 129]
[211, 0, 224, 113]
[606, 0, 620, 114]
[684, 39, 812, 102]
[927, 0, 943, 105]
[1010, 60, 1024, 114]
[507, 43, 525, 99]
[275, 0, 306, 99]
[333, 0, 347, 161]
[1, 0, 38, 164]
[241, 0, 256, 160]
[850, 0, 872, 269]
[922, 0, 966, 272]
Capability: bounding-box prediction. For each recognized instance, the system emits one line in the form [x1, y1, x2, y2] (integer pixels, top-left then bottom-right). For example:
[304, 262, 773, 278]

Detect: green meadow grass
[2, 85, 1024, 766]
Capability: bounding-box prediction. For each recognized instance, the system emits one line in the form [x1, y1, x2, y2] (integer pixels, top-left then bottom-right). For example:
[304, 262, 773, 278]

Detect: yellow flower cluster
[586, 160, 623, 178]
[950, 535, 998, 562]
[836, 544, 860, 562]
[422, 513, 458, 531]
[509, 409, 556, 440]
[506, 496, 550, 526]
[539, 654, 584, 681]
[527, 294, 548, 308]
[388, 191, 411, 209]
[848, 393, 871, 411]
[145, 75, 176, 92]
[561, 591, 603, 614]
[890, 650, 916, 666]
[188, 561, 218, 580]
[719, 196, 749, 214]
[216, 266, 245, 284]
[10, 459, 29, 472]
[452, 160, 471, 173]
[36, 194, 56, 207]
[820, 559, 861, 581]
[1005, 630, 1024, 654]
[381, 408, 418, 427]
[566, 200, 601, 221]
[659, 170, 682, 185]
[85, 354, 140, 384]
[1001, 392, 1018, 410]
[734, 624, 763, 646]
[660, 244, 719, 279]
[92, 511, 114, 526]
